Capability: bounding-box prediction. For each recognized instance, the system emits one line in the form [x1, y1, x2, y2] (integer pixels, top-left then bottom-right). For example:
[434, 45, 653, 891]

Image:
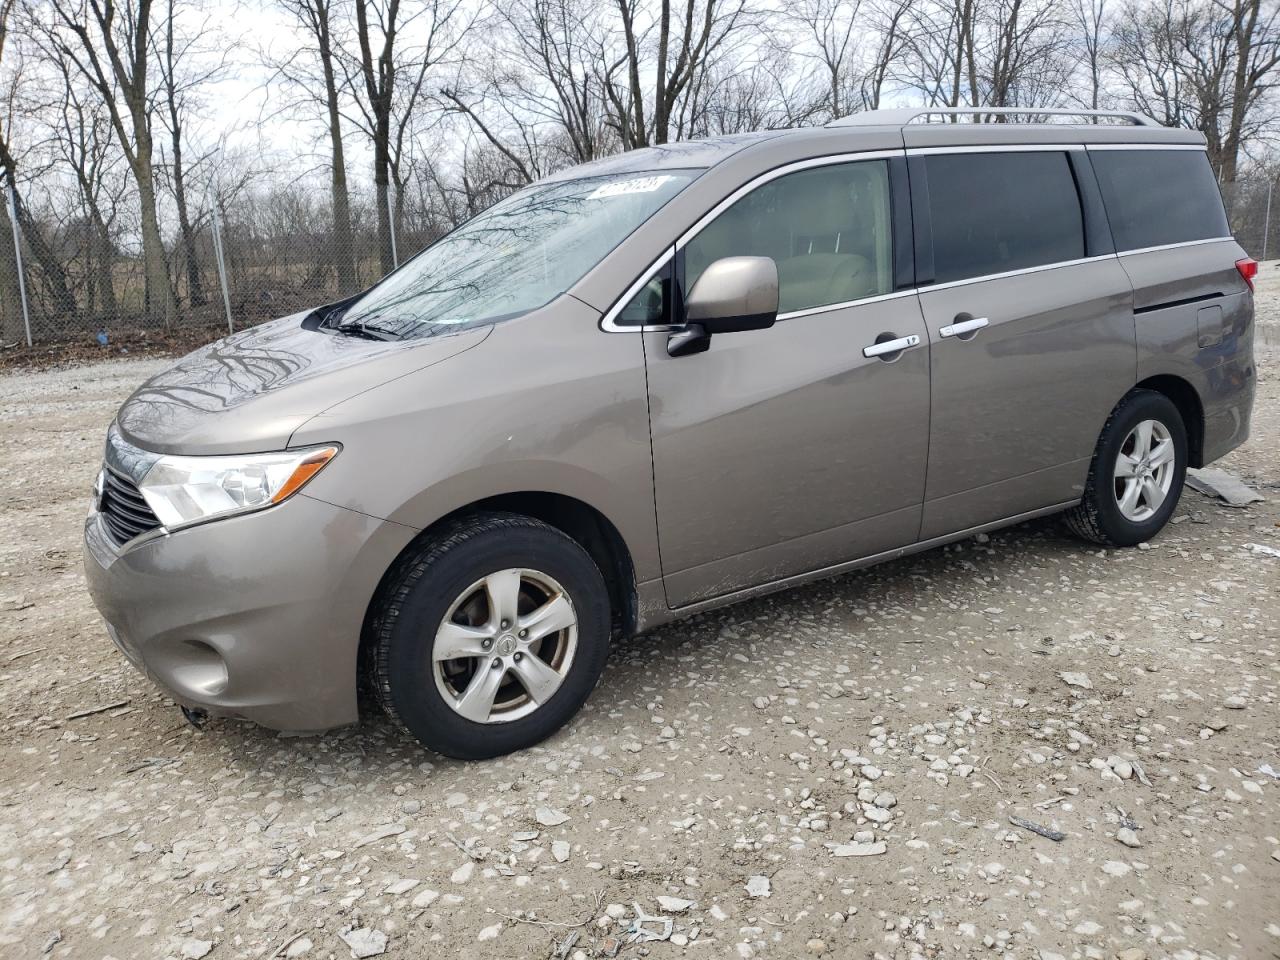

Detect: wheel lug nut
[513, 652, 523, 662]
[500, 619, 510, 629]
[518, 629, 527, 638]
[490, 658, 502, 669]
[481, 638, 492, 649]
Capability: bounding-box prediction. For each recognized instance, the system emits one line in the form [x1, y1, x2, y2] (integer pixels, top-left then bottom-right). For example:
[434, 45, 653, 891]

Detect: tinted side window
[684, 160, 893, 314]
[925, 151, 1085, 284]
[1090, 149, 1230, 252]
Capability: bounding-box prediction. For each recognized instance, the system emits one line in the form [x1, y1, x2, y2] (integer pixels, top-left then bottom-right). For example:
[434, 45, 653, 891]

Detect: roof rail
[827, 107, 1160, 128]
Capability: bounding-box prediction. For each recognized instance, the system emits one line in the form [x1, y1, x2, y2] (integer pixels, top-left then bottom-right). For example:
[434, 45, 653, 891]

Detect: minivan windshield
[333, 169, 697, 339]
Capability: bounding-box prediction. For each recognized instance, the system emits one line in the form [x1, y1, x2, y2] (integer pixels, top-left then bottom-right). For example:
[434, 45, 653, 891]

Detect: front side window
[1090, 149, 1230, 252]
[682, 160, 894, 315]
[925, 151, 1085, 284]
[337, 171, 696, 339]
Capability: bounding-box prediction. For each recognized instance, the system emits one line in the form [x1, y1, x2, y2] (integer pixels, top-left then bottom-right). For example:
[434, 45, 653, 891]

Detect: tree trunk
[170, 132, 205, 306]
[90, 208, 118, 321]
[316, 0, 357, 293]
[373, 128, 394, 274]
[0, 188, 23, 343]
[133, 147, 174, 327]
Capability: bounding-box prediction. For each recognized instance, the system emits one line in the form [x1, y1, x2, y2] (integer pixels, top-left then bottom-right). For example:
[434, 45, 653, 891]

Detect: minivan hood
[115, 313, 491, 455]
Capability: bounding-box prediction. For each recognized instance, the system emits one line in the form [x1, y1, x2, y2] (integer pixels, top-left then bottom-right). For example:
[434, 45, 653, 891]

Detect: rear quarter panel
[1121, 239, 1256, 463]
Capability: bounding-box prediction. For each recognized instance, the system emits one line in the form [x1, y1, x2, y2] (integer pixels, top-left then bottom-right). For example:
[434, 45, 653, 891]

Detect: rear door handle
[862, 334, 921, 359]
[939, 317, 989, 338]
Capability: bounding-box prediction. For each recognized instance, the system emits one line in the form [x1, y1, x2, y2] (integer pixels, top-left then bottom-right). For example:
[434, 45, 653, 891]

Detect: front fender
[290, 298, 662, 583]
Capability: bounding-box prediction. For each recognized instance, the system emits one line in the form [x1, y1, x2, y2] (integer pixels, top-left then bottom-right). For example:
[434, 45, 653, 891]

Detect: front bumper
[83, 493, 417, 731]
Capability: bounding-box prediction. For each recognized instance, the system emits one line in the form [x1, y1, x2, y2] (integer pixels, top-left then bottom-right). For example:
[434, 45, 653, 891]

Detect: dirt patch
[0, 325, 229, 374]
[0, 279, 1277, 959]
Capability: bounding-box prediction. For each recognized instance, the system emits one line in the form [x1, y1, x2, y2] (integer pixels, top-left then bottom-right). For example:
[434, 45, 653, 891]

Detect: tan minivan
[84, 108, 1256, 758]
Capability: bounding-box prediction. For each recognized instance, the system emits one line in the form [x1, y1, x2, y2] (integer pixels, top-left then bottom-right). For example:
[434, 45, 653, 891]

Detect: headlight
[138, 445, 339, 531]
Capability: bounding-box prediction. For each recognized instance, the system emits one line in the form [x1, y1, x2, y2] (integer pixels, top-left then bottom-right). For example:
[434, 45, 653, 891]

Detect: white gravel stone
[745, 875, 771, 898]
[536, 807, 570, 826]
[830, 841, 887, 857]
[339, 928, 388, 958]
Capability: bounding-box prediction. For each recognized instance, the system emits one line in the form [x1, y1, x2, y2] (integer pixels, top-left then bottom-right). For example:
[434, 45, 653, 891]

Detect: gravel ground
[2, 271, 1278, 960]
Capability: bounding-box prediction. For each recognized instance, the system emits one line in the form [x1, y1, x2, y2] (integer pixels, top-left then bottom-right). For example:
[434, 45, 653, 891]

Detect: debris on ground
[1186, 467, 1266, 505]
[626, 903, 673, 943]
[1008, 814, 1066, 841]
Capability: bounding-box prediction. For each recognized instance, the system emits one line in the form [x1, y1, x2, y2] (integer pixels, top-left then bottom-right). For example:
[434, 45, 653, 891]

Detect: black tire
[1065, 389, 1188, 547]
[370, 512, 610, 760]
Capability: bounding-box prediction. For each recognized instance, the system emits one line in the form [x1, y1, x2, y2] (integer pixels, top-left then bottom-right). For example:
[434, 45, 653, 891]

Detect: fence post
[388, 183, 399, 270]
[5, 181, 32, 348]
[209, 194, 234, 335]
[1263, 180, 1273, 262]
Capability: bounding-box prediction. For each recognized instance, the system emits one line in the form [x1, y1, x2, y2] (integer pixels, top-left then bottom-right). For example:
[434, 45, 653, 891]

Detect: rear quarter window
[1090, 149, 1230, 252]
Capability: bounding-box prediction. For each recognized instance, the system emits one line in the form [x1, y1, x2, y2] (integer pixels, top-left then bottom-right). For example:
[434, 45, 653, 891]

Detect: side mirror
[684, 256, 779, 335]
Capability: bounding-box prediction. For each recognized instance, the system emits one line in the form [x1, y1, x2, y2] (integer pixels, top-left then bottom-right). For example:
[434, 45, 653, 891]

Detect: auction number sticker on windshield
[588, 175, 675, 199]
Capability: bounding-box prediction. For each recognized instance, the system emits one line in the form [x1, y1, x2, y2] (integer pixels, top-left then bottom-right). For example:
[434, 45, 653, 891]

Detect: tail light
[1236, 257, 1258, 291]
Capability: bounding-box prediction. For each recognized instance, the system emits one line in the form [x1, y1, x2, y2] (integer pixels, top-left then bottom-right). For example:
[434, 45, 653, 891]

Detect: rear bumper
[83, 493, 417, 731]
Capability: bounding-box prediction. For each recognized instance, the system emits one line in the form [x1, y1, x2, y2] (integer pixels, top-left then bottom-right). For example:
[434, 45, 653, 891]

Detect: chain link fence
[0, 174, 446, 356]
[2, 172, 1277, 358]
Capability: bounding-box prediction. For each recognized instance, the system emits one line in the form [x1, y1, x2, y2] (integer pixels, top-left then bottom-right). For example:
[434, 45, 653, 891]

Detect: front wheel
[370, 512, 610, 759]
[1065, 389, 1188, 546]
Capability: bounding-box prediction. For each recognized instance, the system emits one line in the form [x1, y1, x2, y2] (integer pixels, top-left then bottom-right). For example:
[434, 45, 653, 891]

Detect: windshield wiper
[333, 321, 401, 342]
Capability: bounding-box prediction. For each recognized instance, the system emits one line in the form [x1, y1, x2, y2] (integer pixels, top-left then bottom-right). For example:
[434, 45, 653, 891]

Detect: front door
[638, 156, 932, 608]
[909, 148, 1136, 539]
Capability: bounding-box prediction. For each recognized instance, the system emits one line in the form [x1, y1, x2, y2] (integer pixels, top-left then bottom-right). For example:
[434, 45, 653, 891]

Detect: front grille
[100, 469, 162, 546]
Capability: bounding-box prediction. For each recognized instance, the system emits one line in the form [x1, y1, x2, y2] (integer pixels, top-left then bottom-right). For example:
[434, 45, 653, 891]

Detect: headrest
[783, 171, 850, 238]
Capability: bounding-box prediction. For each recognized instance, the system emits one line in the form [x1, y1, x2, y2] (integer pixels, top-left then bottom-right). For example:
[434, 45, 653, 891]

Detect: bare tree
[1111, 0, 1280, 178]
[50, 0, 175, 324]
[346, 0, 468, 273]
[603, 0, 752, 148]
[269, 0, 359, 295]
[476, 0, 616, 167]
[154, 0, 230, 308]
[46, 33, 122, 319]
[787, 0, 863, 121]
[2, 1, 85, 331]
[1070, 0, 1109, 108]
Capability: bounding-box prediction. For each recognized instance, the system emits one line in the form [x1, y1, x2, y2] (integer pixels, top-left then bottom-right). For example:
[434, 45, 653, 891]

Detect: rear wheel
[1065, 389, 1187, 546]
[370, 512, 610, 759]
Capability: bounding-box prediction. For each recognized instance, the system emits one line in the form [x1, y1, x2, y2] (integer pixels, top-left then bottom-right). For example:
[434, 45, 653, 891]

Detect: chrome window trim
[1117, 236, 1234, 256]
[1086, 143, 1207, 151]
[904, 143, 1085, 156]
[599, 150, 902, 332]
[777, 288, 917, 321]
[673, 149, 902, 251]
[598, 147, 1233, 333]
[599, 246, 678, 333]
[920, 254, 1116, 293]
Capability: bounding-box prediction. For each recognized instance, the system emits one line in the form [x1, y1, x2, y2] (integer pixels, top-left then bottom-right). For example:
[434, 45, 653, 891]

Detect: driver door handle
[939, 317, 989, 338]
[862, 334, 920, 358]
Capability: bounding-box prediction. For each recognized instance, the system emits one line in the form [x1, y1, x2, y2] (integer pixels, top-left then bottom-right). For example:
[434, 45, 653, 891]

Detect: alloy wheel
[1113, 418, 1176, 523]
[432, 568, 578, 724]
